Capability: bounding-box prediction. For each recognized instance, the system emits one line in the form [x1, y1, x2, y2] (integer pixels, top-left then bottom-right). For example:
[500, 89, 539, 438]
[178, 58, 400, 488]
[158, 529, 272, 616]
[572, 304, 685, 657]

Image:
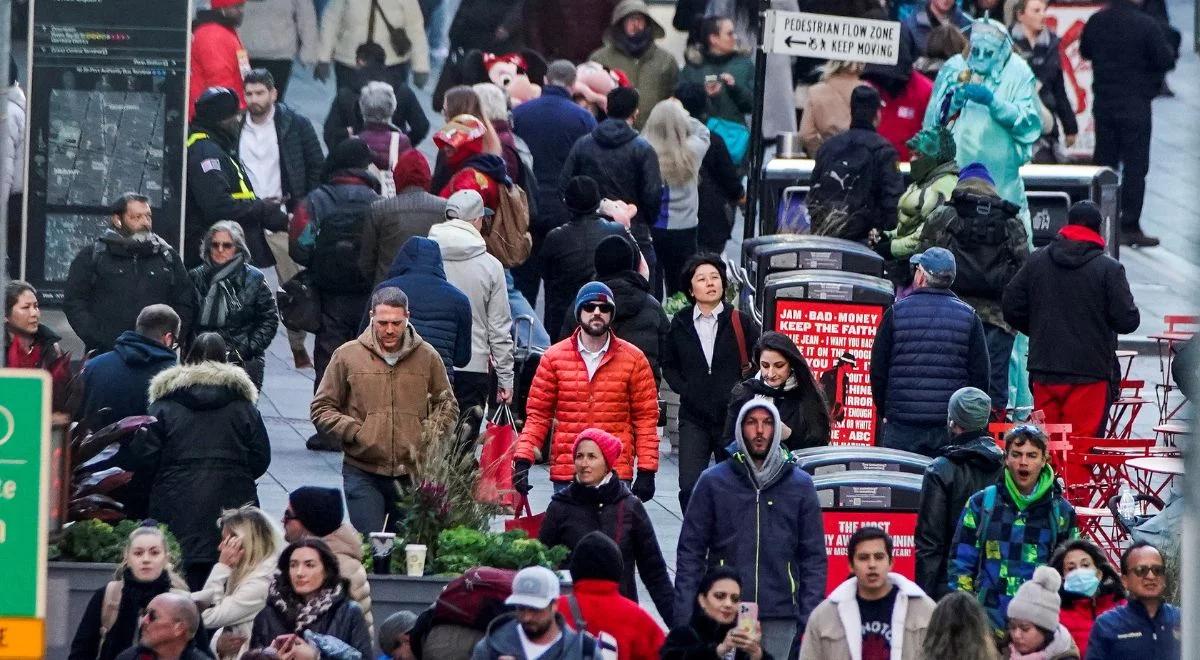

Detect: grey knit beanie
[1007, 565, 1062, 631]
[948, 387, 992, 432]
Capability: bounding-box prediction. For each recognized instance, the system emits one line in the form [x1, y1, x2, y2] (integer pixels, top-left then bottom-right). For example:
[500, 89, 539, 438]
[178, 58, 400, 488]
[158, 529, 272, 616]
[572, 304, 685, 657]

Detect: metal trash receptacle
[739, 235, 885, 313]
[764, 270, 894, 446]
[813, 470, 924, 595]
[794, 446, 933, 476]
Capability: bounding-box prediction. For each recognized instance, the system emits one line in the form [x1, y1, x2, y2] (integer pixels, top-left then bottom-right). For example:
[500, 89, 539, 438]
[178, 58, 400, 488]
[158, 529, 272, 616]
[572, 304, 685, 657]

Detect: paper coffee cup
[369, 533, 396, 574]
[405, 543, 427, 576]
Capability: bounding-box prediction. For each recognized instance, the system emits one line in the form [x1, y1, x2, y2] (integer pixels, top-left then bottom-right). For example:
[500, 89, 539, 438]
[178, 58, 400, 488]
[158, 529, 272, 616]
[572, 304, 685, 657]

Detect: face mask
[1064, 567, 1100, 597]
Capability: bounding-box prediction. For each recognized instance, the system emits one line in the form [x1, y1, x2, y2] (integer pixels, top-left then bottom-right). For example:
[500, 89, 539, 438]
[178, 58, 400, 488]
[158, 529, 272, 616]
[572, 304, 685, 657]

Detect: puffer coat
[188, 262, 279, 364]
[513, 329, 660, 482]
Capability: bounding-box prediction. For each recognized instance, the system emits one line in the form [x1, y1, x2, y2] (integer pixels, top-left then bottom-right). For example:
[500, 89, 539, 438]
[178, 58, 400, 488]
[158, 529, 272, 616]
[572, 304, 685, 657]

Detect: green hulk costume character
[924, 18, 1042, 414]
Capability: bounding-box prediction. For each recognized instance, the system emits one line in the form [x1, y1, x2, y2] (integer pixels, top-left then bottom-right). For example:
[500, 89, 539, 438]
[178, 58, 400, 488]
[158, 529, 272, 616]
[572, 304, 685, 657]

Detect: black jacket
[724, 332, 831, 451]
[560, 119, 663, 234]
[810, 120, 904, 240]
[323, 64, 430, 150]
[1081, 0, 1175, 104]
[272, 101, 326, 208]
[540, 212, 629, 340]
[914, 433, 1004, 599]
[697, 130, 744, 252]
[185, 125, 289, 268]
[80, 331, 178, 428]
[662, 304, 759, 426]
[1012, 30, 1079, 137]
[188, 263, 279, 361]
[446, 0, 523, 53]
[250, 587, 373, 656]
[660, 606, 775, 660]
[64, 231, 197, 354]
[538, 475, 675, 624]
[136, 362, 270, 565]
[1002, 227, 1140, 384]
[69, 570, 200, 660]
[562, 270, 669, 382]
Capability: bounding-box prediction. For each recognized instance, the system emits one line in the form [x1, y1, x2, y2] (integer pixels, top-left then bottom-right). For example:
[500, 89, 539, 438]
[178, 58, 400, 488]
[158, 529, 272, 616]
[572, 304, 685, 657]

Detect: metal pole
[743, 0, 771, 243]
[0, 0, 12, 370]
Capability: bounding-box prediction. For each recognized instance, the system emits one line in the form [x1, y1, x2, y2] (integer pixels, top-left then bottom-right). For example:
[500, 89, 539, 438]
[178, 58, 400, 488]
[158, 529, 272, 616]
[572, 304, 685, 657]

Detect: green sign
[0, 371, 50, 619]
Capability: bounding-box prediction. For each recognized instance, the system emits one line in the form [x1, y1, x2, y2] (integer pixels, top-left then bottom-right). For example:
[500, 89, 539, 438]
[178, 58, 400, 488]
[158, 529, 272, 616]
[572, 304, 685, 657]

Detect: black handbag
[277, 271, 322, 334]
[368, 0, 412, 59]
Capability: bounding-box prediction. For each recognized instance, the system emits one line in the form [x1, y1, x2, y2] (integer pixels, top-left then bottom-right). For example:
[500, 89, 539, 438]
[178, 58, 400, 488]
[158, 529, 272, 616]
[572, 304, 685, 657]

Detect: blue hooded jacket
[80, 330, 178, 426]
[674, 399, 827, 629]
[370, 237, 473, 375]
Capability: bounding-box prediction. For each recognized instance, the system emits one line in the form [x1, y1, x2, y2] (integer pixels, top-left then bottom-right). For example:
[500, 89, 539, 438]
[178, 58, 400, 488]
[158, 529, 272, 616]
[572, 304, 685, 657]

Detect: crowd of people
[0, 0, 1189, 658]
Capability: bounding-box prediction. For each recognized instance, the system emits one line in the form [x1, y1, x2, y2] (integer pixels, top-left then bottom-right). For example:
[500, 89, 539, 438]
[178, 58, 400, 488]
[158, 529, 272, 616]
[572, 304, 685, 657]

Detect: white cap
[445, 189, 494, 221]
[505, 566, 561, 609]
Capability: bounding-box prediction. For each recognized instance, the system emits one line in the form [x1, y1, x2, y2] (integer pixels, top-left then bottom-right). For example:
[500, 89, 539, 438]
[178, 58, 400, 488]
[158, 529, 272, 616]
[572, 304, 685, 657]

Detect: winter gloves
[513, 459, 533, 495]
[631, 470, 656, 502]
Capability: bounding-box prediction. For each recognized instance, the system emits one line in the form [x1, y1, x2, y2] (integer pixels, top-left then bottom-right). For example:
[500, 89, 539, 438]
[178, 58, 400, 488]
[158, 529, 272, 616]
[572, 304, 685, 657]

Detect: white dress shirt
[238, 107, 282, 201]
[694, 302, 724, 369]
[578, 333, 612, 381]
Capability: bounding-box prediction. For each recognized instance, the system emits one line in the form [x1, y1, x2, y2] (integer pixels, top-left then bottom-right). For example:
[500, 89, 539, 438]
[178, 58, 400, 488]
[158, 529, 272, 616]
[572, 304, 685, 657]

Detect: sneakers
[293, 348, 313, 370]
[306, 432, 341, 452]
[1120, 229, 1161, 248]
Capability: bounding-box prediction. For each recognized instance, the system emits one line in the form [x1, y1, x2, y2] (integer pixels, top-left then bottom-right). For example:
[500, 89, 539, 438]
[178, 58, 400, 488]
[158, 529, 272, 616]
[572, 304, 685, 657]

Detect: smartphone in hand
[737, 602, 758, 634]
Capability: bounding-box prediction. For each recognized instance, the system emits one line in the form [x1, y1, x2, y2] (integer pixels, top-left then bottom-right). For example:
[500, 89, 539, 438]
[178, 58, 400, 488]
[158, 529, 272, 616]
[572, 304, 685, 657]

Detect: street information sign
[765, 10, 901, 65]
[0, 371, 51, 657]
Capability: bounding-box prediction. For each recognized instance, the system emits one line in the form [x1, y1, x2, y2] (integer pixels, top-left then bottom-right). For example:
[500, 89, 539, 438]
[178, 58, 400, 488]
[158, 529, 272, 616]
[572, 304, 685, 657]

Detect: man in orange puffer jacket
[513, 281, 660, 500]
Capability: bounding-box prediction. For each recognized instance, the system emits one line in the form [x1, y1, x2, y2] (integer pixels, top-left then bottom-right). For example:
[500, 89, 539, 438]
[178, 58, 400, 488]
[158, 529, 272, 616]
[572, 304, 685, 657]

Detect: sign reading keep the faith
[765, 11, 901, 65]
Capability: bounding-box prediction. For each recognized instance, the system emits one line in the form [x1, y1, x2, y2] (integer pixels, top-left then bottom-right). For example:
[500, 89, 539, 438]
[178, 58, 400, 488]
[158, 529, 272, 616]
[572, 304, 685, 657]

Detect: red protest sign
[822, 511, 918, 595]
[774, 300, 884, 445]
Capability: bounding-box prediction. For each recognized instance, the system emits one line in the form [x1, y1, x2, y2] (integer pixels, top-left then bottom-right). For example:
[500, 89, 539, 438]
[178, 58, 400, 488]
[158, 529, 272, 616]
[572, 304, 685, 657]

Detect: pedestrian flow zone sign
[0, 371, 51, 657]
[765, 10, 901, 65]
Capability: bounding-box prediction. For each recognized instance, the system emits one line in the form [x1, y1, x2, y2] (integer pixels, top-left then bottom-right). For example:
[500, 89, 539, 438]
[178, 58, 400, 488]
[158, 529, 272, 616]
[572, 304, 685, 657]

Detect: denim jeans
[343, 463, 411, 534]
[880, 420, 950, 458]
[506, 270, 550, 351]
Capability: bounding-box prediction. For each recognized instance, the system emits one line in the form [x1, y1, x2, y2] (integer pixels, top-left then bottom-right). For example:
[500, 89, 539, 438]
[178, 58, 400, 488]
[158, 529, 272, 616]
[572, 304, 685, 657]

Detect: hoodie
[371, 237, 474, 375]
[799, 573, 936, 660]
[914, 433, 1005, 599]
[428, 220, 515, 386]
[588, 0, 679, 129]
[470, 612, 598, 660]
[1002, 225, 1139, 383]
[560, 118, 663, 232]
[724, 331, 831, 451]
[80, 330, 179, 427]
[674, 399, 827, 626]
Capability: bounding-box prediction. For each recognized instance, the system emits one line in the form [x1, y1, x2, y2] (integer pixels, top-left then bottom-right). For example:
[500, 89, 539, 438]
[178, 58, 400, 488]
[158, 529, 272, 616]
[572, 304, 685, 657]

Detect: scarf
[615, 28, 654, 58]
[269, 580, 344, 634]
[1004, 465, 1054, 511]
[199, 254, 245, 329]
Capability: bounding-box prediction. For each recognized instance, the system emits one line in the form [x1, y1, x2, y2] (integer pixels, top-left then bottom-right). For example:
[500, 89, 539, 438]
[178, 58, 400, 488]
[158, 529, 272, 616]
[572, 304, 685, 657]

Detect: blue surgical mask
[1064, 567, 1101, 597]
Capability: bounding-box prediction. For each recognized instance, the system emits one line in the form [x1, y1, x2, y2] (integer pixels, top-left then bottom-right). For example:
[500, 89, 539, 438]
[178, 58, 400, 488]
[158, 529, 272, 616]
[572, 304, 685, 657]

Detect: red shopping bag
[475, 404, 518, 507]
[504, 495, 545, 538]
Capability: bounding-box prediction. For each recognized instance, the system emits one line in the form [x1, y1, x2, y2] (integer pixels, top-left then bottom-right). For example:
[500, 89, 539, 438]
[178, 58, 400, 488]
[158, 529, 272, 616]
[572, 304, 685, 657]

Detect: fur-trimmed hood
[148, 361, 258, 409]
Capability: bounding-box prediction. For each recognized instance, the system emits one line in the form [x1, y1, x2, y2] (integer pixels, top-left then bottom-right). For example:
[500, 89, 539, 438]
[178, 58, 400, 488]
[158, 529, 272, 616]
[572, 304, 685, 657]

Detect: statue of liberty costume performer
[923, 18, 1042, 417]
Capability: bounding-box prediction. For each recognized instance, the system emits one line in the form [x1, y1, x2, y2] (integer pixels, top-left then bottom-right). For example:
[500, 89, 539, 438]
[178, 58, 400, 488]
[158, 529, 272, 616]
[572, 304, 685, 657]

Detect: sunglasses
[582, 303, 613, 314]
[1131, 564, 1166, 578]
[282, 510, 297, 523]
[211, 241, 236, 250]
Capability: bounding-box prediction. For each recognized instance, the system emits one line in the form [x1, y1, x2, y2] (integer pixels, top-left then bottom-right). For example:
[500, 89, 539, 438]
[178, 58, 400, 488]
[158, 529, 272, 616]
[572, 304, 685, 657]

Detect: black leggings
[651, 227, 698, 300]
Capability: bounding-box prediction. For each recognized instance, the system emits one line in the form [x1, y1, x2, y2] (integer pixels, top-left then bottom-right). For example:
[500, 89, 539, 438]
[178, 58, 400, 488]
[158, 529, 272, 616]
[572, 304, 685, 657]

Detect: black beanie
[563, 175, 602, 215]
[594, 235, 636, 277]
[1067, 200, 1103, 231]
[288, 487, 344, 537]
[194, 87, 240, 125]
[569, 531, 623, 582]
[328, 137, 374, 173]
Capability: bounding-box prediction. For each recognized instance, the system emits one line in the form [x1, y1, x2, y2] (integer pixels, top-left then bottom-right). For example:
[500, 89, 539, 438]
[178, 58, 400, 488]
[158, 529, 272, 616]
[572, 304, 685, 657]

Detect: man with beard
[189, 0, 251, 120]
[185, 87, 288, 269]
[674, 400, 827, 660]
[513, 281, 660, 499]
[470, 566, 601, 659]
[64, 195, 196, 354]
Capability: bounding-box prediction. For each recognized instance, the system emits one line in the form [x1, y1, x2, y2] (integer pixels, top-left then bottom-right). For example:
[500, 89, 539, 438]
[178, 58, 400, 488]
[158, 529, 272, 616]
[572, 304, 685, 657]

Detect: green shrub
[430, 526, 569, 575]
[54, 519, 182, 568]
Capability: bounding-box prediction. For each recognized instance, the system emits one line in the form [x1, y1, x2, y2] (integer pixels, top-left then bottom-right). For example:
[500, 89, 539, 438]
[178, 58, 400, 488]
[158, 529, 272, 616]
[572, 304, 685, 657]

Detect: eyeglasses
[211, 241, 236, 250]
[282, 510, 297, 523]
[1131, 564, 1166, 578]
[582, 303, 613, 314]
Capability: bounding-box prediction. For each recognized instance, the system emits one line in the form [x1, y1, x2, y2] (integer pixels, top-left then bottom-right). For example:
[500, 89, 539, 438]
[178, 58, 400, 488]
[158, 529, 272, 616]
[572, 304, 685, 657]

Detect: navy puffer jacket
[371, 237, 473, 375]
[870, 287, 990, 424]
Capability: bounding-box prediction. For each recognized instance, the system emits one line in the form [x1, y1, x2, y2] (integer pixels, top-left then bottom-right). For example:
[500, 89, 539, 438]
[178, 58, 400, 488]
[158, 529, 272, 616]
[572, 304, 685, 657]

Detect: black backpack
[307, 185, 374, 294]
[806, 140, 876, 238]
[942, 190, 1025, 298]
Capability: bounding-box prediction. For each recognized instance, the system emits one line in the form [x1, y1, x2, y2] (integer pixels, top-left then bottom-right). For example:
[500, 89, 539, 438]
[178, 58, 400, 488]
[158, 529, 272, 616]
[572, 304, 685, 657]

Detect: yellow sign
[0, 618, 44, 659]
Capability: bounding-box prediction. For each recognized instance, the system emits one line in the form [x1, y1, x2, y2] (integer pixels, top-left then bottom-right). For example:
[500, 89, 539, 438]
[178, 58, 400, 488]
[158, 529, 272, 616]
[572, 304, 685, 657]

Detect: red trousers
[1032, 381, 1109, 488]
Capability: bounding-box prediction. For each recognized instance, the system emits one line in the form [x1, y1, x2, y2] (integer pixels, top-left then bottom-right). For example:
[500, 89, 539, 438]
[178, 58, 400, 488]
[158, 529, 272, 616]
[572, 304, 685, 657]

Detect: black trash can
[793, 445, 933, 476]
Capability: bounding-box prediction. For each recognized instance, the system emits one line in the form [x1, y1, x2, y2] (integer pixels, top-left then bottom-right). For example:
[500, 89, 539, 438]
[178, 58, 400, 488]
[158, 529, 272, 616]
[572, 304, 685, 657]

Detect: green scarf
[1004, 465, 1054, 511]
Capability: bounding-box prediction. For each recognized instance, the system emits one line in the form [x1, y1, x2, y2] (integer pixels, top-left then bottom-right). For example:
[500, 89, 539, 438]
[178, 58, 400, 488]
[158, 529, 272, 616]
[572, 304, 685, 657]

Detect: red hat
[210, 0, 245, 8]
[573, 428, 622, 469]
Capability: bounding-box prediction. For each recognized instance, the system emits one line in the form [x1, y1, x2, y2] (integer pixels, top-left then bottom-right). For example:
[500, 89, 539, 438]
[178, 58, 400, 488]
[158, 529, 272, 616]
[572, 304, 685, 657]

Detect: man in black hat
[539, 175, 629, 342]
[185, 86, 289, 268]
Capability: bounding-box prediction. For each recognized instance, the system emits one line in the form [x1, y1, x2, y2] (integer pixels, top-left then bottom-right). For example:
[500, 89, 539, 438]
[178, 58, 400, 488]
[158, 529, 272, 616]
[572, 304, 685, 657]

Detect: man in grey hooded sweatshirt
[674, 399, 827, 660]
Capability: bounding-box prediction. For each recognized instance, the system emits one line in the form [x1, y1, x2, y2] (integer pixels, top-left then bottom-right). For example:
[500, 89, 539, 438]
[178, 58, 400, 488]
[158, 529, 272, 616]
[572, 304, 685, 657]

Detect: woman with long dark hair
[661, 566, 770, 660]
[724, 331, 831, 451]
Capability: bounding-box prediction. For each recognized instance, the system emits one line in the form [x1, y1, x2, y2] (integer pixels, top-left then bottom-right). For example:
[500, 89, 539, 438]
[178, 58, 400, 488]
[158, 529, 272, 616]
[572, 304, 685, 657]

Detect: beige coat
[319, 0, 430, 72]
[799, 573, 936, 660]
[193, 556, 278, 659]
[240, 0, 320, 64]
[323, 523, 375, 630]
[799, 73, 863, 156]
[311, 324, 457, 477]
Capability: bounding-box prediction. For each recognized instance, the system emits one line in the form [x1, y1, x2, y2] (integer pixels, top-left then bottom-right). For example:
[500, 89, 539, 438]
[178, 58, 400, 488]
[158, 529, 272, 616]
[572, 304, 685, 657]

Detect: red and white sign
[774, 300, 884, 446]
[822, 511, 918, 595]
[1044, 2, 1104, 159]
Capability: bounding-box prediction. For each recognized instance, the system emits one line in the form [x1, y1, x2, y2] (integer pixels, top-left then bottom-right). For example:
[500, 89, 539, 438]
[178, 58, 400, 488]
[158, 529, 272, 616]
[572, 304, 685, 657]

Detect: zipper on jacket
[754, 488, 761, 602]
